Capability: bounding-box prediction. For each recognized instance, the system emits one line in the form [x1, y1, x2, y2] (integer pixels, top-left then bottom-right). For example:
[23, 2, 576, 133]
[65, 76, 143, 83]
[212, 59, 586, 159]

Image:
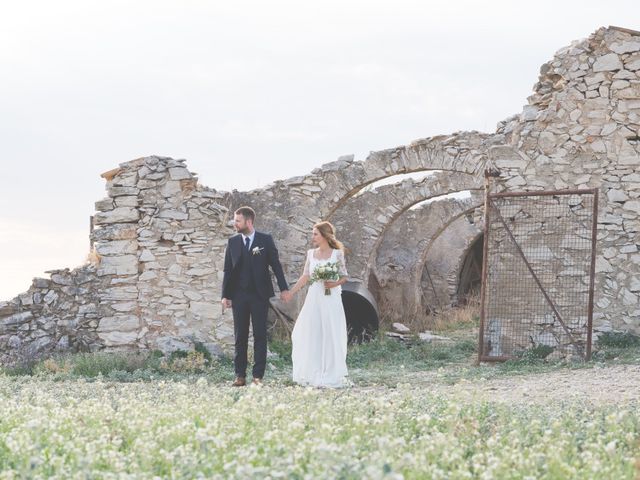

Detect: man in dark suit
[221, 206, 291, 386]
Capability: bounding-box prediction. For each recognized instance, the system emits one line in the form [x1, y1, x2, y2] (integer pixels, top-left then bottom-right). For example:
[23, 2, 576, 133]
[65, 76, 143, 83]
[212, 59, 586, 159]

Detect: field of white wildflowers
[0, 374, 638, 479]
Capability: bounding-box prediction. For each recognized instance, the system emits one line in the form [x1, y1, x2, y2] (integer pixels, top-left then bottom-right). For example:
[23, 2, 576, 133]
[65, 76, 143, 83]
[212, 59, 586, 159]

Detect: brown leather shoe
[252, 378, 263, 386]
[232, 377, 246, 387]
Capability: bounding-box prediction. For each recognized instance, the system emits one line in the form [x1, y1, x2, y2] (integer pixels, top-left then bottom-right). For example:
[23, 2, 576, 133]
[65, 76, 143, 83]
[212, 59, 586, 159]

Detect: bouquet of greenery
[311, 261, 340, 295]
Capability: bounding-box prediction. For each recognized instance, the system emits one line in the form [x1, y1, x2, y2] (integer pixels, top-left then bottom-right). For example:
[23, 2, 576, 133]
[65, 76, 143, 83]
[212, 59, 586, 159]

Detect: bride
[284, 221, 349, 388]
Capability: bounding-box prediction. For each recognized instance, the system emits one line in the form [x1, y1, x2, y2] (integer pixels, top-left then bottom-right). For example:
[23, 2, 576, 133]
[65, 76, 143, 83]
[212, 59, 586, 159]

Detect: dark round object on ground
[341, 281, 379, 344]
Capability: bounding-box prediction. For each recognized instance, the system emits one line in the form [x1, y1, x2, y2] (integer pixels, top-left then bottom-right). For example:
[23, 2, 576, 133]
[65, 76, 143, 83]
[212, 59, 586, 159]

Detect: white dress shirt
[242, 231, 255, 250]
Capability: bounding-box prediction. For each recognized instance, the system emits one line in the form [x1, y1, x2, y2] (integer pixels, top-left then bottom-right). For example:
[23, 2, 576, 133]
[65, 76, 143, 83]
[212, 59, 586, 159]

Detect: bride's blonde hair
[314, 221, 344, 250]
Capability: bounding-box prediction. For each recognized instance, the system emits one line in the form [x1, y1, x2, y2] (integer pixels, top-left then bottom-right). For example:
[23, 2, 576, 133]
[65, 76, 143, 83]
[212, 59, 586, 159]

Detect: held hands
[280, 290, 293, 303]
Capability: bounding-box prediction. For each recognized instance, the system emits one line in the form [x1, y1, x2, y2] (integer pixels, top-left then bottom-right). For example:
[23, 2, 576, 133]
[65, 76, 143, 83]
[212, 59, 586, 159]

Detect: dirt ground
[416, 364, 640, 404]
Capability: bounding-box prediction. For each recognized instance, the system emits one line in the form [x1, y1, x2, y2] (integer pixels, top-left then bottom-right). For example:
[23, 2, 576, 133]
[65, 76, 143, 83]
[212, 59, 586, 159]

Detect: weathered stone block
[159, 181, 181, 197]
[51, 273, 73, 285]
[78, 304, 97, 315]
[625, 55, 640, 71]
[112, 173, 138, 187]
[189, 302, 218, 319]
[98, 315, 140, 332]
[114, 196, 139, 207]
[94, 207, 140, 225]
[139, 250, 155, 262]
[43, 290, 58, 305]
[186, 267, 215, 276]
[622, 200, 640, 212]
[0, 311, 33, 330]
[108, 186, 140, 197]
[101, 287, 138, 301]
[33, 278, 50, 289]
[95, 198, 114, 212]
[98, 255, 138, 276]
[158, 209, 188, 220]
[138, 271, 157, 281]
[96, 240, 138, 256]
[92, 224, 138, 241]
[610, 41, 640, 54]
[98, 331, 138, 346]
[169, 167, 192, 180]
[155, 336, 192, 353]
[593, 53, 623, 72]
[111, 302, 137, 312]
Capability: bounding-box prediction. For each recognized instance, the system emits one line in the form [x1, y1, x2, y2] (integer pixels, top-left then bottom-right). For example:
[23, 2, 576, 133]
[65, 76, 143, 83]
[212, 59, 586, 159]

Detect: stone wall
[0, 156, 236, 363]
[228, 131, 491, 326]
[93, 157, 233, 354]
[1, 26, 639, 362]
[490, 26, 640, 337]
[0, 266, 105, 363]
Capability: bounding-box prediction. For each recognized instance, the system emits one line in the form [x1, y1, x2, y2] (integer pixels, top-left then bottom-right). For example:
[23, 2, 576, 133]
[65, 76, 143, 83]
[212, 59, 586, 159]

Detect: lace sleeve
[303, 250, 311, 276]
[337, 249, 348, 277]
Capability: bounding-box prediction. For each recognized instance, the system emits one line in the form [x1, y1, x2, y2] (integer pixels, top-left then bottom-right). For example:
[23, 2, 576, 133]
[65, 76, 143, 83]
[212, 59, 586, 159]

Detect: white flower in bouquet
[311, 261, 340, 295]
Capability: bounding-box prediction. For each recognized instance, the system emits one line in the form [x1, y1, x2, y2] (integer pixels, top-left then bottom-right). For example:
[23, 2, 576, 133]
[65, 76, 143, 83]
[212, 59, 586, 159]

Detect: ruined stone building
[1, 26, 639, 360]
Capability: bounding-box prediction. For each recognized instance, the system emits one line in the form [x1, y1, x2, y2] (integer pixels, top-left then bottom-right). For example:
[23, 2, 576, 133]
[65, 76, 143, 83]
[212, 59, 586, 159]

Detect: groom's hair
[235, 206, 256, 223]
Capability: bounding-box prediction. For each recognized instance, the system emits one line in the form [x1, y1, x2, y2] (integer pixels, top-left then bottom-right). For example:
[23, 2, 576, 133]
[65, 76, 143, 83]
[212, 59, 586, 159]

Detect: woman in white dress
[286, 221, 349, 388]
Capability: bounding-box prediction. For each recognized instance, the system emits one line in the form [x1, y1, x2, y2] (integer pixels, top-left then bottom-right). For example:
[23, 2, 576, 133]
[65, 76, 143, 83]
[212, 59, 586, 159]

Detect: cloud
[0, 0, 637, 301]
[0, 219, 88, 300]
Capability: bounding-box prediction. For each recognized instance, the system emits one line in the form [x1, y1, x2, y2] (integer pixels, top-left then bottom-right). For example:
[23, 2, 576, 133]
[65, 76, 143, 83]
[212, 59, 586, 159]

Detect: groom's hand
[221, 298, 232, 309]
[280, 291, 292, 303]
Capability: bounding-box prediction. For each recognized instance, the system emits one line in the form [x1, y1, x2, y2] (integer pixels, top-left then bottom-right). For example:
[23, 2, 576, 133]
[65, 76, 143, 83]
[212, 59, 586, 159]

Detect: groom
[221, 206, 291, 386]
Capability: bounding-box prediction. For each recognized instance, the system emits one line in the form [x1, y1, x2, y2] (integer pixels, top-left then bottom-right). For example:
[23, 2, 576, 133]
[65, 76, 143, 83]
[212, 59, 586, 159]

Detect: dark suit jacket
[221, 231, 289, 301]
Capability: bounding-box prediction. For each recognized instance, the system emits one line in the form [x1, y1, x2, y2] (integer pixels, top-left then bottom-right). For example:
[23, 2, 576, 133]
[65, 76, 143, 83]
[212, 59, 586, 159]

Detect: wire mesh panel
[479, 189, 598, 361]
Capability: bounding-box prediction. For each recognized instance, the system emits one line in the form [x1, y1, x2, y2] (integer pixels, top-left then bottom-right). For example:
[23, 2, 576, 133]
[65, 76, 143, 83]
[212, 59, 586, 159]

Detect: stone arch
[229, 157, 484, 332]
[225, 131, 489, 280]
[418, 217, 483, 311]
[373, 196, 482, 323]
[327, 171, 482, 282]
[455, 231, 484, 302]
[318, 131, 489, 219]
[410, 201, 484, 318]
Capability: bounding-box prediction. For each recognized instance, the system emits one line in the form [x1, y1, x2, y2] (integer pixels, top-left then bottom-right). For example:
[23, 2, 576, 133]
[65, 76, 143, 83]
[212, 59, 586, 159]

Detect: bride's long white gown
[291, 248, 349, 388]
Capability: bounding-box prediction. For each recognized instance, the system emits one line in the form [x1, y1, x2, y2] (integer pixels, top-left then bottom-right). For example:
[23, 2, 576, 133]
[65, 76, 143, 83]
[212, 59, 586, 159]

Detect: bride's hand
[323, 280, 339, 289]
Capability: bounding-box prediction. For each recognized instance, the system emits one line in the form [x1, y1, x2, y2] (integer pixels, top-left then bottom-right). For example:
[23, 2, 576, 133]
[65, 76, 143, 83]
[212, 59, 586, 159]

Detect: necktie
[245, 236, 251, 251]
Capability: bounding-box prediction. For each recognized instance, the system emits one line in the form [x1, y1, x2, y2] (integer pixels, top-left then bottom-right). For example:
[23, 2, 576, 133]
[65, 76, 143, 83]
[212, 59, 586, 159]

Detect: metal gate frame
[478, 188, 599, 362]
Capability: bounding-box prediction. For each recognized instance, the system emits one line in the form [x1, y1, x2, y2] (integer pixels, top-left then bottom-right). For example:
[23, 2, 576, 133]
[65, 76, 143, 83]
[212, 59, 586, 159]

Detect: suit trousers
[231, 288, 269, 378]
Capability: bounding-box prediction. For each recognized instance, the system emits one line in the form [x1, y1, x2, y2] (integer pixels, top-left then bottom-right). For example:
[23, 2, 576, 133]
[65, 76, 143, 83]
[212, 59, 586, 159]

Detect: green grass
[2, 328, 640, 387]
[0, 348, 235, 383]
[597, 331, 640, 348]
[347, 333, 476, 370]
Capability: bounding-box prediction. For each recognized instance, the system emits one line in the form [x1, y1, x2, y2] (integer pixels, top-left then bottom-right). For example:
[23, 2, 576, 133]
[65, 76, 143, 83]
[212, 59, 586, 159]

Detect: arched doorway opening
[457, 233, 484, 304]
[342, 282, 379, 344]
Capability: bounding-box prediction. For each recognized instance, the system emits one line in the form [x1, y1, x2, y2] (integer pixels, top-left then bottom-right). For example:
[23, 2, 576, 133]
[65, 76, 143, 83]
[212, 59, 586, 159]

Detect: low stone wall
[0, 266, 104, 363]
[1, 156, 236, 363]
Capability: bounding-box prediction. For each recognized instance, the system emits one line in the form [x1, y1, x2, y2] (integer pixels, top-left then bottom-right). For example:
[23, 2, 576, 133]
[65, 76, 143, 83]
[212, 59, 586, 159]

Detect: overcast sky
[0, 0, 637, 300]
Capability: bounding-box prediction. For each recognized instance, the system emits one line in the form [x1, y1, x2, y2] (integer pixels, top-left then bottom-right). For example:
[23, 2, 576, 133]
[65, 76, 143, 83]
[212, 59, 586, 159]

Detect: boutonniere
[252, 246, 264, 256]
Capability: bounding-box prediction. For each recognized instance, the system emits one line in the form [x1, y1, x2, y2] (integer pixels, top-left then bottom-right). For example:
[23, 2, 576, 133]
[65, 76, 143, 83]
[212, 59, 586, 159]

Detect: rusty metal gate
[478, 189, 598, 362]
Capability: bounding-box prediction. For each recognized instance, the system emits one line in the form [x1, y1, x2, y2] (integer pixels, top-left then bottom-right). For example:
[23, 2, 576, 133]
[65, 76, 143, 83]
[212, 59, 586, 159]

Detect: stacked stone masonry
[0, 26, 638, 361]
